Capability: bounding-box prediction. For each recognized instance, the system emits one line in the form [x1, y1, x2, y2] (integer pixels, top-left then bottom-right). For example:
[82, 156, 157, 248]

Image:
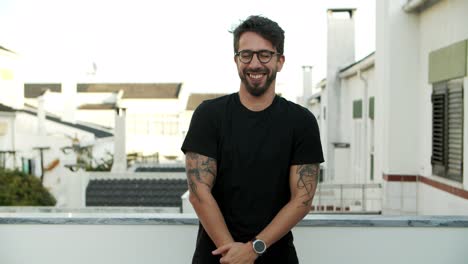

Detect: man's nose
[249, 53, 263, 67]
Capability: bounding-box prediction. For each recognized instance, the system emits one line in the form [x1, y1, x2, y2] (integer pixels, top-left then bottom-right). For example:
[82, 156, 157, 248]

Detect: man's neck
[238, 86, 276, 112]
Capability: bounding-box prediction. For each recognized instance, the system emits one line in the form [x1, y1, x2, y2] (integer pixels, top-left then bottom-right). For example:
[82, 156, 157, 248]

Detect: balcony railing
[312, 183, 382, 213]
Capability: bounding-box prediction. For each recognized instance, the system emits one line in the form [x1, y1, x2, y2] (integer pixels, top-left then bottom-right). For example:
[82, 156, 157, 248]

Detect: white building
[376, 0, 468, 215]
[0, 46, 115, 207]
[23, 83, 222, 163]
[311, 0, 468, 215]
[0, 46, 23, 109]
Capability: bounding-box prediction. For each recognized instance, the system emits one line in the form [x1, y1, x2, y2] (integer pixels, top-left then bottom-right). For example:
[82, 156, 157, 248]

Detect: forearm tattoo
[185, 152, 217, 201]
[296, 164, 319, 207]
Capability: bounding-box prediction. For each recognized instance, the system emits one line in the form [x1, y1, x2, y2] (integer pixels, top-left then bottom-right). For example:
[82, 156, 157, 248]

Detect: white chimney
[37, 90, 48, 135]
[61, 81, 77, 124]
[111, 107, 127, 173]
[325, 8, 356, 181]
[302, 65, 313, 107]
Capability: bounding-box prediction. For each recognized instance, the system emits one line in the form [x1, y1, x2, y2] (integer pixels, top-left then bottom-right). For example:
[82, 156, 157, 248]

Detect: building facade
[313, 0, 468, 215]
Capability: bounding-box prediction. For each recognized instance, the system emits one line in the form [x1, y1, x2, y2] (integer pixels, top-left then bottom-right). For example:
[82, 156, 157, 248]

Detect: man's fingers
[219, 256, 228, 263]
[212, 244, 231, 255]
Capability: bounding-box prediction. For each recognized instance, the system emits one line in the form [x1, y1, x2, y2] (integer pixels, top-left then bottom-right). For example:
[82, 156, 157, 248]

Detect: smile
[248, 73, 265, 79]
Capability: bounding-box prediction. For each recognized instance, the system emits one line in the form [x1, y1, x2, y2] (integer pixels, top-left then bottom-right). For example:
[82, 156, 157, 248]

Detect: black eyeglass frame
[235, 49, 282, 64]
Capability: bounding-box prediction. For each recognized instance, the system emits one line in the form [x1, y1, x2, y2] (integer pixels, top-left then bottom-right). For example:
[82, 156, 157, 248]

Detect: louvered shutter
[432, 82, 447, 176]
[447, 80, 463, 181]
[431, 79, 464, 182]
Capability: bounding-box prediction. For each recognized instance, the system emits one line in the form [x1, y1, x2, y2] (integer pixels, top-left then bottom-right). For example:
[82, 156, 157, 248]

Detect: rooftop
[86, 178, 187, 208]
[77, 83, 182, 99]
[0, 103, 15, 112]
[24, 83, 62, 98]
[19, 108, 113, 138]
[186, 93, 227, 110]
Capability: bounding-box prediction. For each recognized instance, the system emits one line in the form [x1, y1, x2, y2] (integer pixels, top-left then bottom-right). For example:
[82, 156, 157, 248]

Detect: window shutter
[369, 97, 375, 119]
[353, 100, 362, 119]
[432, 83, 447, 173]
[431, 79, 464, 182]
[446, 80, 463, 181]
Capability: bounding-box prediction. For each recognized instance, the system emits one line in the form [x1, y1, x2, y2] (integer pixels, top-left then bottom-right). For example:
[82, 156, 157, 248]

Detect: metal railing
[312, 183, 382, 213]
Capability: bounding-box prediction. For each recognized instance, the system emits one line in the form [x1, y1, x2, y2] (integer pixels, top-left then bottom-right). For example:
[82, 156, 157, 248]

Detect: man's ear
[277, 55, 285, 72]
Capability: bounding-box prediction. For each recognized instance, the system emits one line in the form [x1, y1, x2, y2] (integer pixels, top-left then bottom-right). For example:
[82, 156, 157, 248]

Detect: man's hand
[212, 242, 258, 264]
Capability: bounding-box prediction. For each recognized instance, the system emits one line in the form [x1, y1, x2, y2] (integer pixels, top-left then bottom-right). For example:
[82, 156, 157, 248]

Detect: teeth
[249, 73, 263, 79]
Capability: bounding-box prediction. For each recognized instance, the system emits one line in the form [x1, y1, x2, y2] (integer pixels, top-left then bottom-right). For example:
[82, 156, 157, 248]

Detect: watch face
[253, 239, 266, 254]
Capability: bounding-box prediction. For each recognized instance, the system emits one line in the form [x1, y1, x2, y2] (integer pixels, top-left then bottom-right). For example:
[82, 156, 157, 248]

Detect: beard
[240, 67, 277, 97]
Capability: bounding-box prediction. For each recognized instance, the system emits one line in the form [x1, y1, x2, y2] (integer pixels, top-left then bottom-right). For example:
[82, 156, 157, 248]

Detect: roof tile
[86, 178, 187, 207]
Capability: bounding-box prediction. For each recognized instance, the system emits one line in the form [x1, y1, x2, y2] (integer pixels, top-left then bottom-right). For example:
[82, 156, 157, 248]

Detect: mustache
[244, 68, 269, 74]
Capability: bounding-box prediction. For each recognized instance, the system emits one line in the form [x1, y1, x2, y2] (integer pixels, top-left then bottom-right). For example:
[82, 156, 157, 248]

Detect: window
[22, 158, 35, 175]
[127, 113, 179, 136]
[431, 79, 464, 182]
[369, 97, 375, 120]
[353, 99, 362, 119]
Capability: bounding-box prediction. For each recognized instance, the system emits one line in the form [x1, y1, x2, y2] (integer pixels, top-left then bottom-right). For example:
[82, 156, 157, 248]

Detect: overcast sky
[0, 0, 375, 101]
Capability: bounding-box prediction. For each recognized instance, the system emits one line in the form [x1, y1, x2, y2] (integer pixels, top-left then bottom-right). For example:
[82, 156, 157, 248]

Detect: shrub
[0, 168, 56, 206]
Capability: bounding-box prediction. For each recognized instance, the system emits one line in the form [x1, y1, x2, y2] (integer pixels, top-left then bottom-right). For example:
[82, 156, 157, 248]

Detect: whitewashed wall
[0, 113, 16, 169]
[10, 111, 113, 206]
[376, 0, 468, 215]
[76, 110, 115, 129]
[376, 0, 421, 176]
[418, 180, 468, 215]
[117, 99, 185, 159]
[335, 66, 376, 185]
[28, 91, 189, 160]
[0, 49, 23, 110]
[417, 0, 468, 189]
[319, 87, 328, 181]
[1, 218, 467, 264]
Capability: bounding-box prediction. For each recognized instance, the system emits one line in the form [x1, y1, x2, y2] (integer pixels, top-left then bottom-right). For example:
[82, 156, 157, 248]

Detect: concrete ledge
[1, 210, 467, 227]
[2, 211, 467, 264]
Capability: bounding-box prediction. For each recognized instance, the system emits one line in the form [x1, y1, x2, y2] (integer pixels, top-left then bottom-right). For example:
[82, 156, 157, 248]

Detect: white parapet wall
[181, 190, 195, 214]
[0, 213, 467, 264]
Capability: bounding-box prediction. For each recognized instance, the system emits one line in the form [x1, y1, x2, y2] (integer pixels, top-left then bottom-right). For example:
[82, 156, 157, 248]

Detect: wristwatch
[252, 238, 267, 255]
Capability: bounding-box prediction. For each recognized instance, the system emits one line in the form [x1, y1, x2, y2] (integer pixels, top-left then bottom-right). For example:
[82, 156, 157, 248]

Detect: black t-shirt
[181, 93, 324, 263]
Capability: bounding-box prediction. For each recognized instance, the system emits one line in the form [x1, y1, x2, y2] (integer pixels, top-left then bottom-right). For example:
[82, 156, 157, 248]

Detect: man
[181, 15, 324, 264]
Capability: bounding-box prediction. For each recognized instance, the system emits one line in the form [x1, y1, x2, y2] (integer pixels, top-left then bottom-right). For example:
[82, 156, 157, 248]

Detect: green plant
[0, 168, 56, 206]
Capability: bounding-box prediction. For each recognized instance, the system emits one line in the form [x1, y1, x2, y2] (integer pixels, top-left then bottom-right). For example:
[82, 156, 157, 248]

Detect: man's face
[235, 32, 285, 97]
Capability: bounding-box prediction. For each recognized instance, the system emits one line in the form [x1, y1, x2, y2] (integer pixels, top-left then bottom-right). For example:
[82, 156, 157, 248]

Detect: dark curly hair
[231, 15, 285, 55]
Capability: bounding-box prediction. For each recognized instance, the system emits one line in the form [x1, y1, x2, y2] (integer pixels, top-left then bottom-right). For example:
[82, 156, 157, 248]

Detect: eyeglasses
[235, 49, 281, 64]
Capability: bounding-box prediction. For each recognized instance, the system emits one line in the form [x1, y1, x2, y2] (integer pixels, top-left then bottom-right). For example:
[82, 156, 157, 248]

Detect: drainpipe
[12, 113, 17, 169]
[358, 69, 368, 211]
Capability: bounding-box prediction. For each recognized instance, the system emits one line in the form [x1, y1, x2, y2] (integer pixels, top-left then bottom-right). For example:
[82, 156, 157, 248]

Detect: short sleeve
[290, 108, 324, 165]
[181, 101, 218, 160]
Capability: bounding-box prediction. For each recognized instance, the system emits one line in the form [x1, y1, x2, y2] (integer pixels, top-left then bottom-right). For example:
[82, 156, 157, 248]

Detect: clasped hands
[212, 241, 258, 264]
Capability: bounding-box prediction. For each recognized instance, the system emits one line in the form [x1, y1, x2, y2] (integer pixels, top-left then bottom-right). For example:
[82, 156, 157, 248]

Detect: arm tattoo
[296, 164, 319, 207]
[185, 152, 217, 201]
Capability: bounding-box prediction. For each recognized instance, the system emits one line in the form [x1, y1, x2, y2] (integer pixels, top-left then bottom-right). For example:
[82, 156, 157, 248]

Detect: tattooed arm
[253, 164, 320, 250]
[294, 164, 320, 208]
[185, 152, 234, 248]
